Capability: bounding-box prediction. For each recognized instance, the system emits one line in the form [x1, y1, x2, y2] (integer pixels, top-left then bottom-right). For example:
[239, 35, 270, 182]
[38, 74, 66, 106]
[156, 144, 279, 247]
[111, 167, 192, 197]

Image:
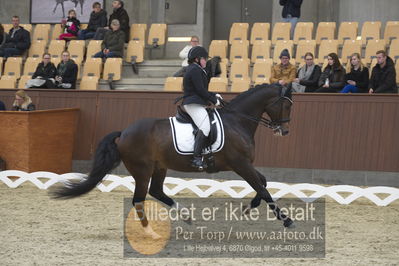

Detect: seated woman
[315, 53, 346, 93]
[55, 51, 78, 89]
[11, 90, 36, 111]
[26, 53, 57, 88]
[59, 10, 80, 41]
[93, 19, 125, 59]
[292, 52, 322, 92]
[341, 53, 369, 93]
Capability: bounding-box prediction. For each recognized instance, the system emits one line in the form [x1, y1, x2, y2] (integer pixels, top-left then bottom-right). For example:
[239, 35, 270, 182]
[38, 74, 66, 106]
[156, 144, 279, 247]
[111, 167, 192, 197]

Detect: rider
[182, 46, 223, 171]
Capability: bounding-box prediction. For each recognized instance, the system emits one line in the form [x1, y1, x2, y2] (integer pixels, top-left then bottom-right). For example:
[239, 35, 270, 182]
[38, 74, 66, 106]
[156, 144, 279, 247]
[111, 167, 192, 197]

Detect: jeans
[0, 48, 23, 58]
[78, 30, 96, 40]
[283, 15, 299, 39]
[93, 51, 120, 59]
[340, 84, 359, 93]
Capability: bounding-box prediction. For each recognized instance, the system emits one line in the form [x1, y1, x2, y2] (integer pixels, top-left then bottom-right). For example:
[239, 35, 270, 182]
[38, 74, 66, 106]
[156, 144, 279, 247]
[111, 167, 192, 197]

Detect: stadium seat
[20, 24, 32, 33]
[0, 57, 3, 76]
[130, 24, 147, 44]
[230, 58, 250, 81]
[252, 59, 273, 84]
[363, 39, 386, 64]
[80, 76, 98, 90]
[18, 75, 32, 89]
[147, 23, 167, 47]
[229, 23, 249, 44]
[318, 40, 339, 61]
[103, 58, 122, 81]
[273, 40, 293, 63]
[0, 76, 17, 89]
[126, 41, 144, 63]
[32, 24, 51, 41]
[48, 40, 66, 58]
[361, 21, 381, 44]
[51, 57, 61, 68]
[83, 58, 103, 78]
[389, 39, 399, 62]
[80, 24, 88, 30]
[86, 40, 103, 58]
[384, 21, 399, 44]
[164, 77, 183, 91]
[369, 58, 378, 78]
[293, 22, 314, 44]
[271, 22, 291, 45]
[28, 40, 46, 58]
[250, 23, 270, 44]
[341, 40, 362, 64]
[51, 24, 63, 40]
[231, 78, 251, 92]
[208, 77, 228, 92]
[315, 22, 336, 45]
[295, 40, 316, 61]
[229, 40, 249, 61]
[4, 57, 22, 78]
[337, 22, 358, 44]
[3, 24, 12, 33]
[219, 58, 228, 78]
[23, 57, 41, 76]
[68, 40, 85, 64]
[251, 40, 271, 63]
[209, 40, 228, 60]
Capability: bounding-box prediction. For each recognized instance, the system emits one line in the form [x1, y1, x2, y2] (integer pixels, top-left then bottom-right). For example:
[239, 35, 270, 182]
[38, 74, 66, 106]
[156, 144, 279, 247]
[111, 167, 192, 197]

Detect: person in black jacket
[0, 100, 6, 111]
[292, 52, 321, 92]
[94, 19, 125, 59]
[182, 46, 222, 171]
[369, 50, 397, 94]
[78, 2, 107, 40]
[0, 16, 30, 58]
[59, 10, 80, 41]
[315, 53, 346, 93]
[280, 0, 303, 38]
[341, 53, 369, 93]
[26, 53, 57, 88]
[0, 23, 10, 50]
[55, 51, 78, 89]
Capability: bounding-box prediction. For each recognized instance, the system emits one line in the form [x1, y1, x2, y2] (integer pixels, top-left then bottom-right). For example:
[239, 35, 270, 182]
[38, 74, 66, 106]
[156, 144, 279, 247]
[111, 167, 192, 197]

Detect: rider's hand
[215, 93, 223, 100]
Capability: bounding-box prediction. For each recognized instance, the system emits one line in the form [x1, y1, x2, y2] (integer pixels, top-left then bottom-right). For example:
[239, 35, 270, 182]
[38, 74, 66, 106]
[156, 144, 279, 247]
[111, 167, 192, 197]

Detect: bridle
[220, 95, 293, 130]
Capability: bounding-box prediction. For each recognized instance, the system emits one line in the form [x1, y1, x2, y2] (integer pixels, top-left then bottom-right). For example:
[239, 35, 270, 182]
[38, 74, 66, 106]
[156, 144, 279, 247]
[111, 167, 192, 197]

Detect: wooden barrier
[0, 89, 398, 172]
[0, 108, 79, 173]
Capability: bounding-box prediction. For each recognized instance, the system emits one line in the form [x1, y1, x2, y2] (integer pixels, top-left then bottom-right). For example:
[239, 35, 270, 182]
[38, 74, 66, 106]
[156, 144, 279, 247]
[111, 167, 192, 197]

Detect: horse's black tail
[52, 131, 122, 199]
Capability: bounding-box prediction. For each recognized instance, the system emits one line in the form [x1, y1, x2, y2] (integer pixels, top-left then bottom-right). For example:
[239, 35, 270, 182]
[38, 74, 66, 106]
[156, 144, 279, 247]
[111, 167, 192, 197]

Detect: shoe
[191, 130, 208, 171]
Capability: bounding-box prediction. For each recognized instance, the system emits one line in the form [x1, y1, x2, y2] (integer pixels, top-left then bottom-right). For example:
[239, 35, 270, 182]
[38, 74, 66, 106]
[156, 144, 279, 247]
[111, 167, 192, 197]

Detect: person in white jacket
[173, 36, 200, 77]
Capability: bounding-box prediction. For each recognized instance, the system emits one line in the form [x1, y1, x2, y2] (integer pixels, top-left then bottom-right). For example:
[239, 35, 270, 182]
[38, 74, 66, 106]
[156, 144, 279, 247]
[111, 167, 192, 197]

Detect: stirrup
[191, 156, 206, 171]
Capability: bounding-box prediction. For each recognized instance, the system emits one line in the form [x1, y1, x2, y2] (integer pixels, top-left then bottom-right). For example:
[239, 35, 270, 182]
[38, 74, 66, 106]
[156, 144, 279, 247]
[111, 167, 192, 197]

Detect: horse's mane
[227, 84, 280, 107]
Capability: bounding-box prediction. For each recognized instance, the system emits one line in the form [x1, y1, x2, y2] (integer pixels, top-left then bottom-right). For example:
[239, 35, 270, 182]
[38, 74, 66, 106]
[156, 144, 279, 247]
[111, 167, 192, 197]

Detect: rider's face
[199, 57, 207, 68]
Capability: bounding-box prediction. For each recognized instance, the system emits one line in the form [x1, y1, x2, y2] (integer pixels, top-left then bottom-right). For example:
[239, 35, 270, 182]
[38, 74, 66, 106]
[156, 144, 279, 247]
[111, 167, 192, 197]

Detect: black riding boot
[191, 130, 208, 171]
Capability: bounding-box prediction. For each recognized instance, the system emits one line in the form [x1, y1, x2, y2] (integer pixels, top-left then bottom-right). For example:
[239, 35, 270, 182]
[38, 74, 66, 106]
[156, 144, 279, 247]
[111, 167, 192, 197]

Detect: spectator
[341, 53, 369, 93]
[11, 90, 36, 111]
[173, 36, 200, 77]
[280, 0, 303, 38]
[0, 24, 10, 50]
[25, 53, 57, 89]
[78, 2, 107, 40]
[94, 19, 125, 59]
[292, 52, 321, 92]
[59, 10, 80, 41]
[315, 53, 346, 93]
[369, 50, 397, 94]
[0, 100, 6, 111]
[270, 49, 296, 87]
[0, 16, 30, 58]
[55, 51, 78, 89]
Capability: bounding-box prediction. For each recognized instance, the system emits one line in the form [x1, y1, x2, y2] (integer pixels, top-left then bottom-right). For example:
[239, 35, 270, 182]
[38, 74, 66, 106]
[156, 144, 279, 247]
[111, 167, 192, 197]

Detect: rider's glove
[215, 93, 223, 100]
[215, 98, 221, 106]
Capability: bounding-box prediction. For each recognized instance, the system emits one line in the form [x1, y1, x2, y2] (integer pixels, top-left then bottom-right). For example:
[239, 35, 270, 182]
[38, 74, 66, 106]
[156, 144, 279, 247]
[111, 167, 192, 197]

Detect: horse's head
[264, 85, 293, 136]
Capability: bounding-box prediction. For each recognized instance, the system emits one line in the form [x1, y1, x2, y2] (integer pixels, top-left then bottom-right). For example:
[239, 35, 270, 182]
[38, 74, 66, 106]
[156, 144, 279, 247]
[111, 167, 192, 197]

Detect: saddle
[175, 105, 218, 147]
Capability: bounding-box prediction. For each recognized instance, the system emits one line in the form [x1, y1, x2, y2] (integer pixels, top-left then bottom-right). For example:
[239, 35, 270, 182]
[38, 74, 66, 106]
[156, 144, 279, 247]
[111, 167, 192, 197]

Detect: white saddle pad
[169, 109, 225, 155]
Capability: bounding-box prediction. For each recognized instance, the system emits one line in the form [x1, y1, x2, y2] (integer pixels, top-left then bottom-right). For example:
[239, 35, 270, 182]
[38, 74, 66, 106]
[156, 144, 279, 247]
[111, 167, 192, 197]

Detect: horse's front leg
[231, 160, 294, 228]
[243, 170, 267, 212]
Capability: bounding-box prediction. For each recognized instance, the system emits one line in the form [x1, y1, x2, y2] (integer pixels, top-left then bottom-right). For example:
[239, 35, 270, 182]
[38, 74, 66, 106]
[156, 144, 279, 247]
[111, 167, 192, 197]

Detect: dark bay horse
[53, 84, 295, 237]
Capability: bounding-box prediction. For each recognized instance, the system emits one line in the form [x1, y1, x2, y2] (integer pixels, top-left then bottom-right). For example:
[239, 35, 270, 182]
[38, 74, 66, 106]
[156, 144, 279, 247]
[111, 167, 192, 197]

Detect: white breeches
[184, 104, 210, 137]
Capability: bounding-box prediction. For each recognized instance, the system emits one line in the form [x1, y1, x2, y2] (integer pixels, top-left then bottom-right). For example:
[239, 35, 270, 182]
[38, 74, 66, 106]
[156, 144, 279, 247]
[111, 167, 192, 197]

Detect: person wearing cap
[11, 90, 36, 111]
[270, 49, 297, 87]
[182, 46, 222, 171]
[94, 19, 125, 59]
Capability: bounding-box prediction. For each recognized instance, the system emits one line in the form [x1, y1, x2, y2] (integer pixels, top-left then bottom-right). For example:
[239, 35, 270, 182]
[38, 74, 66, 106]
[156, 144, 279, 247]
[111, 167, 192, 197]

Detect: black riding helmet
[188, 46, 208, 61]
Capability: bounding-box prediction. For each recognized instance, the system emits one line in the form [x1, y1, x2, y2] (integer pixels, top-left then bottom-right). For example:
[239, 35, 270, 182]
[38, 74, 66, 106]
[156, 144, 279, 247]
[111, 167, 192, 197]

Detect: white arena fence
[0, 170, 398, 207]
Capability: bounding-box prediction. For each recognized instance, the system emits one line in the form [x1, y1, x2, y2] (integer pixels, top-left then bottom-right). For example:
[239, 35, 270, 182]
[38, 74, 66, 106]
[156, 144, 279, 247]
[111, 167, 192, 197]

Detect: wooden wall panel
[0, 89, 398, 172]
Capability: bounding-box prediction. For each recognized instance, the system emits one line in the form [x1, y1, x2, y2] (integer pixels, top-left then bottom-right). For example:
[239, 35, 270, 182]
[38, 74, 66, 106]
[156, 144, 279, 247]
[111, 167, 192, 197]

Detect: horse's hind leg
[232, 161, 294, 228]
[127, 163, 161, 239]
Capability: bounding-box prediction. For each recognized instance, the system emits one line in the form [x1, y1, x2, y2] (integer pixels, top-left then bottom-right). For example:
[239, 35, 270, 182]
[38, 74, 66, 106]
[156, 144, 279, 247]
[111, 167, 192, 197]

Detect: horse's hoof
[283, 218, 295, 228]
